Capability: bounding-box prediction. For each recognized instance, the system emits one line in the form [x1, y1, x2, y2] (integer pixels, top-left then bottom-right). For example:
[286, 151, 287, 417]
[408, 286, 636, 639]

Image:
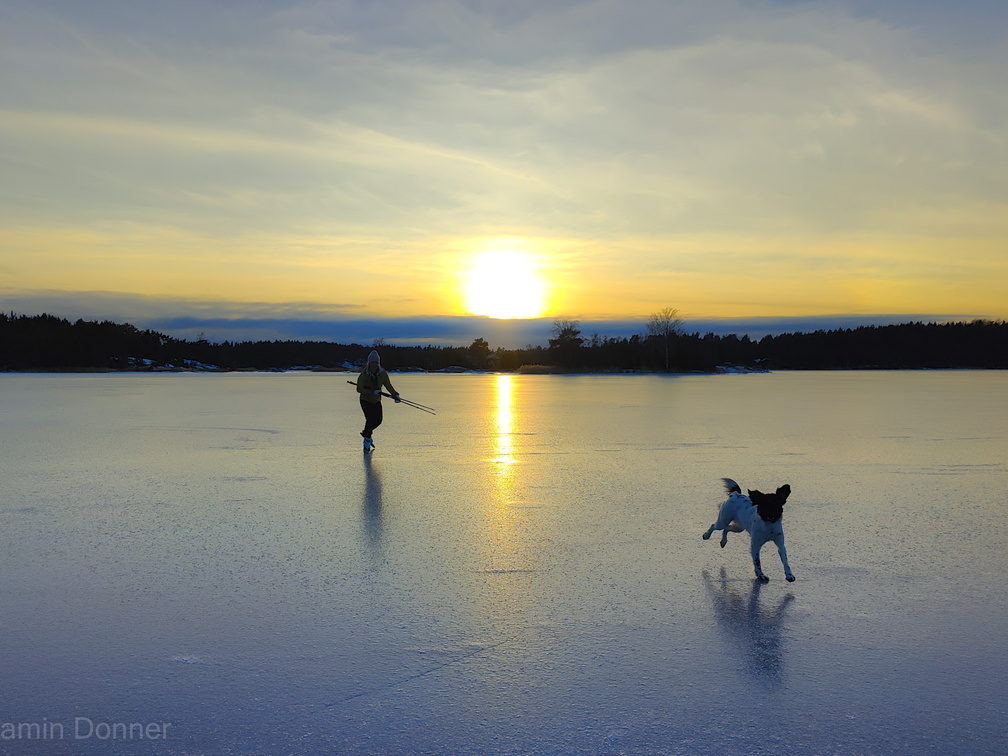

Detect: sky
[1, 0, 1006, 346]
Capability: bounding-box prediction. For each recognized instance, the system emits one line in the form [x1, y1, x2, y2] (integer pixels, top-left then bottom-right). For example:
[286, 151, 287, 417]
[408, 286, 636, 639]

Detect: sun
[463, 249, 547, 319]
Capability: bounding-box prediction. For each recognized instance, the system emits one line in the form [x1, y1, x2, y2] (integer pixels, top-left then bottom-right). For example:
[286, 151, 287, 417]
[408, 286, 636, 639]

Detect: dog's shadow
[703, 568, 795, 687]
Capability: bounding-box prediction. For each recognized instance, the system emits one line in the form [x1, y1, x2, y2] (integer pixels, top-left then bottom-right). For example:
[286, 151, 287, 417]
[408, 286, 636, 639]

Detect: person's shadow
[703, 568, 795, 686]
[362, 455, 383, 550]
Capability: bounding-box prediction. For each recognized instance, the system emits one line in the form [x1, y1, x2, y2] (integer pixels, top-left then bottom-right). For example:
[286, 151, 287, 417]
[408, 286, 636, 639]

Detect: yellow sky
[1, 1, 1006, 342]
[5, 225, 1004, 322]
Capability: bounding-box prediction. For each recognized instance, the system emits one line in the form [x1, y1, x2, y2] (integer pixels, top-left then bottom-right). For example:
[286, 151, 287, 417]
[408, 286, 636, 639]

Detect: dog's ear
[748, 489, 762, 501]
[777, 484, 791, 502]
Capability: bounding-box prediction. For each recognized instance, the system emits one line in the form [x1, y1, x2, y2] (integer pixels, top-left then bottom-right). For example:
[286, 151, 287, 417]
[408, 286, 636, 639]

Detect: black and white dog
[702, 478, 795, 582]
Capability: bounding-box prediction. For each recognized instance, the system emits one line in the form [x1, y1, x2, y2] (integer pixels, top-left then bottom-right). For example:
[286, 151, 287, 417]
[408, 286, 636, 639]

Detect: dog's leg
[703, 509, 731, 541]
[773, 533, 795, 582]
[719, 523, 743, 548]
[751, 540, 769, 582]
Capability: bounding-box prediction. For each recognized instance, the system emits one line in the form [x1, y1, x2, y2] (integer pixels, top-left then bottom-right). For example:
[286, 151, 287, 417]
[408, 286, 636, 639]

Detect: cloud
[5, 0, 1004, 238]
[1, 288, 981, 348]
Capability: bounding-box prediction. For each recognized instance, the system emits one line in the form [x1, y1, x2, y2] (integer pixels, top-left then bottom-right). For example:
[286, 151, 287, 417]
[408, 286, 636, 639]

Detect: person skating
[356, 350, 400, 452]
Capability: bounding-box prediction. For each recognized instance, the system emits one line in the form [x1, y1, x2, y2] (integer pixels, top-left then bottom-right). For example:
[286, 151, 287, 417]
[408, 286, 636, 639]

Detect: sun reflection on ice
[494, 374, 515, 468]
[485, 374, 520, 561]
[476, 373, 535, 615]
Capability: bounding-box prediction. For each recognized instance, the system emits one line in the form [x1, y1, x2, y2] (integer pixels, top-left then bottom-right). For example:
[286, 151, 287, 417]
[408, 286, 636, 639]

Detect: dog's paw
[702, 532, 711, 540]
[786, 574, 796, 582]
[756, 573, 769, 583]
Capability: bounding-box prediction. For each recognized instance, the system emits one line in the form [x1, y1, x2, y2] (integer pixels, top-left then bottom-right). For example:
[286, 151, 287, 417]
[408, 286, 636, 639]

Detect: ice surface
[1, 371, 1006, 754]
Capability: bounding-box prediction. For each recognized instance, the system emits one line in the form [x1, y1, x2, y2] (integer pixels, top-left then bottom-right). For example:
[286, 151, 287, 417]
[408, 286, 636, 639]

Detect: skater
[356, 349, 400, 452]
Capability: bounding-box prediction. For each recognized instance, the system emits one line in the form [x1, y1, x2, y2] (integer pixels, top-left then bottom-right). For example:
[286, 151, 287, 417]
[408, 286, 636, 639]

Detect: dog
[702, 478, 795, 582]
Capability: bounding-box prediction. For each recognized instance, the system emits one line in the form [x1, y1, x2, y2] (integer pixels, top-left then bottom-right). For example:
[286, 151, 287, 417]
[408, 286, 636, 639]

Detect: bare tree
[646, 307, 684, 371]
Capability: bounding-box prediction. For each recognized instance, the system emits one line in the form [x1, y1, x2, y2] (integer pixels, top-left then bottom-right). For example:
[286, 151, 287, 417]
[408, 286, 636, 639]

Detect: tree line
[2, 312, 1007, 372]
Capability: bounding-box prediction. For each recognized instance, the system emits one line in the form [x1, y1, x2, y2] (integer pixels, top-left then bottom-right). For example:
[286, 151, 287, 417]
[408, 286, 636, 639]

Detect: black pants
[360, 399, 383, 437]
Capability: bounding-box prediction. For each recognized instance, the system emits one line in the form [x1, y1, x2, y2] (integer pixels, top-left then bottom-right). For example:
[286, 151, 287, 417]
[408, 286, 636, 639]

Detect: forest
[1, 312, 1007, 372]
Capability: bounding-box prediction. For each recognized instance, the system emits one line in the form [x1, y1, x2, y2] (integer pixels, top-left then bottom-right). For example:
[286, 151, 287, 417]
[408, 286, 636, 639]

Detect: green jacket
[357, 368, 398, 404]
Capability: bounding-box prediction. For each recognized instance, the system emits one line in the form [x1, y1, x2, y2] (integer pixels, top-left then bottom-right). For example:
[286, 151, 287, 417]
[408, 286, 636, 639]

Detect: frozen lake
[1, 370, 1006, 755]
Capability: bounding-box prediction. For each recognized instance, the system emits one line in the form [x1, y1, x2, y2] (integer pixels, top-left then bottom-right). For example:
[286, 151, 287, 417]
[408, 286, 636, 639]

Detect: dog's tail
[722, 478, 741, 495]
